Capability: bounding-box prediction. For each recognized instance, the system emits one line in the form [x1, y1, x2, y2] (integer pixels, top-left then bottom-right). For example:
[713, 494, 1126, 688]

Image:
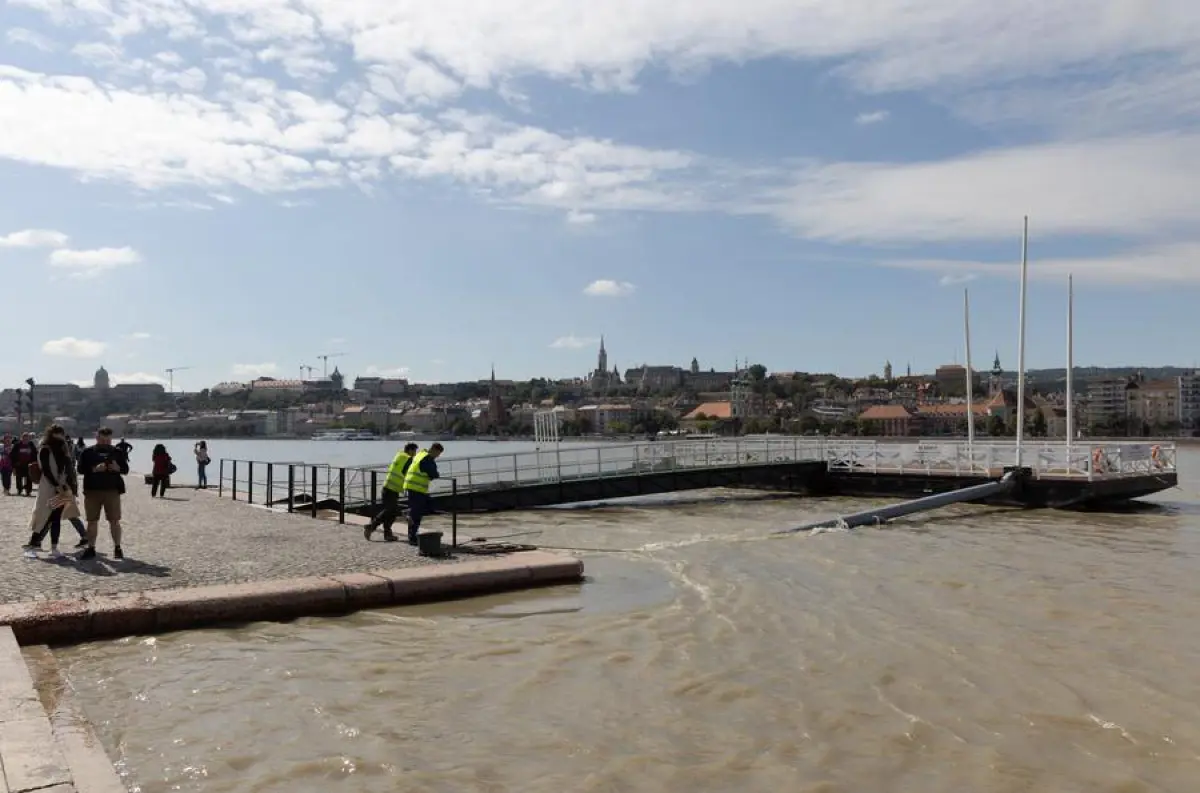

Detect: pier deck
[217, 437, 1179, 516]
[0, 485, 583, 645]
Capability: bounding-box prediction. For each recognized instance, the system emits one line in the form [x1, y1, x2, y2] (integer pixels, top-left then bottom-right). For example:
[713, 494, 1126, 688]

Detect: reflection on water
[56, 454, 1200, 793]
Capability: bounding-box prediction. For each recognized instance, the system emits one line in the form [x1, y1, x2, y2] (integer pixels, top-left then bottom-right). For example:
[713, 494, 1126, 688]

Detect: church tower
[883, 360, 893, 381]
[597, 336, 608, 374]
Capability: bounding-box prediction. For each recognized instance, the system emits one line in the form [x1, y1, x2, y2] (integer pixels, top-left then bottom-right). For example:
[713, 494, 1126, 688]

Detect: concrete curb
[0, 551, 584, 646]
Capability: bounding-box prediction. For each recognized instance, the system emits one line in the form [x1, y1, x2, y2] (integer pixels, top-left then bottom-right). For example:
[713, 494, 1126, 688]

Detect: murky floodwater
[56, 451, 1200, 792]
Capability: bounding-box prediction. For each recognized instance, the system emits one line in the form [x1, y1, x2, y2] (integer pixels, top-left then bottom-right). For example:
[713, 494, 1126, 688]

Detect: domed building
[94, 366, 110, 392]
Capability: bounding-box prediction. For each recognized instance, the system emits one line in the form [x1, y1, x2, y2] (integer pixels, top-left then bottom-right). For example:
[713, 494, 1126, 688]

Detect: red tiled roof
[859, 404, 913, 420]
[684, 401, 733, 420]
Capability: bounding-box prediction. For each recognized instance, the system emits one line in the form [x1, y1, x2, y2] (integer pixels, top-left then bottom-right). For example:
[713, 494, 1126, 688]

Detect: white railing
[821, 440, 1177, 480]
[219, 437, 1179, 508]
[415, 437, 819, 494]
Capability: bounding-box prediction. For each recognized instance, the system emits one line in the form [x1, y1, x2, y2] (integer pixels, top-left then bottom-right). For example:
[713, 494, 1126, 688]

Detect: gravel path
[0, 480, 456, 604]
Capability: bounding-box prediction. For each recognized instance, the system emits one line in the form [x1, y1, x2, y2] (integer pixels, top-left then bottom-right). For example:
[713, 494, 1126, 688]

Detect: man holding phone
[77, 426, 130, 560]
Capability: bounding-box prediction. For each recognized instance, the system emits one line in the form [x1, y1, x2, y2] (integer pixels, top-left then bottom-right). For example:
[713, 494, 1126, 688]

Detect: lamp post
[24, 378, 34, 431]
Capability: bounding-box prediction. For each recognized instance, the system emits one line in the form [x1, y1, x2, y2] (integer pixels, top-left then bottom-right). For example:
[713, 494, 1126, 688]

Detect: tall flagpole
[1066, 273, 1075, 451]
[1015, 216, 1029, 469]
[964, 288, 975, 458]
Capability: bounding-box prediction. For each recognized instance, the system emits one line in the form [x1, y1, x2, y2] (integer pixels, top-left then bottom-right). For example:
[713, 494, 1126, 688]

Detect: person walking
[194, 441, 211, 489]
[0, 435, 13, 495]
[77, 427, 129, 560]
[23, 425, 73, 558]
[150, 444, 173, 498]
[402, 442, 444, 545]
[10, 433, 37, 496]
[73, 436, 86, 464]
[364, 442, 418, 543]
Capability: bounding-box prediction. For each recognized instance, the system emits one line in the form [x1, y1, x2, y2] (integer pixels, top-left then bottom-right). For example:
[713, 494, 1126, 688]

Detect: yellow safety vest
[383, 451, 412, 493]
[403, 450, 432, 494]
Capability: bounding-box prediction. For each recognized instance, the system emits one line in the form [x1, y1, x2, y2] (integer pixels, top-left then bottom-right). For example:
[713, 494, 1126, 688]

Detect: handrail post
[266, 463, 273, 508]
[370, 471, 378, 506]
[287, 464, 295, 513]
[338, 468, 346, 524]
[451, 478, 458, 549]
[596, 446, 603, 478]
[634, 443, 640, 475]
[247, 461, 254, 505]
[512, 454, 519, 483]
[310, 465, 318, 517]
[232, 460, 238, 501]
[218, 459, 225, 497]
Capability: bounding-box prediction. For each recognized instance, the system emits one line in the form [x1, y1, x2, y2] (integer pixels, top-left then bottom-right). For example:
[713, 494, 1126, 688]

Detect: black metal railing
[217, 459, 460, 547]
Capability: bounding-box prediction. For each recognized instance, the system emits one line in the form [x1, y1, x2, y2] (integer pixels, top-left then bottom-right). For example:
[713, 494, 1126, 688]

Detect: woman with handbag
[23, 425, 77, 559]
[194, 440, 211, 489]
[150, 444, 174, 498]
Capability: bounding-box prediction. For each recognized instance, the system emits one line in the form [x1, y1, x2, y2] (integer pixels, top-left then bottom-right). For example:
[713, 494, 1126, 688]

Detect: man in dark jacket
[77, 426, 129, 560]
[10, 432, 37, 496]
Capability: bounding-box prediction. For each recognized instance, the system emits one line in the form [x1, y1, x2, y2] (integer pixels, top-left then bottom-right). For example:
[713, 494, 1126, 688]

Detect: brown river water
[55, 450, 1200, 793]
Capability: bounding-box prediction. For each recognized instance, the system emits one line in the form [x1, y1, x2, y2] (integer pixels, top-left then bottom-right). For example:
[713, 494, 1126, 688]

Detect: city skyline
[2, 3, 1200, 390]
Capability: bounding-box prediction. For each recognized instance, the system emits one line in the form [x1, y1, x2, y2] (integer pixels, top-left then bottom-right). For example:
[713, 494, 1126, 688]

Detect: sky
[2, 0, 1200, 392]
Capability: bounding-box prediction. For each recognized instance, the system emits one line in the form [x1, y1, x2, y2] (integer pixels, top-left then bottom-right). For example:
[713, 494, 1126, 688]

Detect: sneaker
[51, 548, 64, 559]
[22, 549, 37, 559]
[22, 543, 43, 552]
[113, 546, 124, 560]
[383, 532, 399, 543]
[79, 547, 96, 561]
[363, 524, 374, 541]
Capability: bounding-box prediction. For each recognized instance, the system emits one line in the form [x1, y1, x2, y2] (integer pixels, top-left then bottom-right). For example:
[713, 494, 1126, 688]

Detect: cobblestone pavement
[0, 482, 460, 604]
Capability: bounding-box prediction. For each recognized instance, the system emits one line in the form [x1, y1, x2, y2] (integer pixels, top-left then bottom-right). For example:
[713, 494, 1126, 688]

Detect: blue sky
[2, 1, 1199, 392]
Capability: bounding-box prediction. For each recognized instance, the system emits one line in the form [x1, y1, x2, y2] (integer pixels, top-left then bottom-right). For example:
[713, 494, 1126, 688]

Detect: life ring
[1151, 445, 1164, 468]
[1092, 447, 1105, 472]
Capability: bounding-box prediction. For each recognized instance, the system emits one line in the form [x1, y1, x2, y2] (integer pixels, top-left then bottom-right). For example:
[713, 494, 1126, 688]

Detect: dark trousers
[14, 466, 31, 495]
[1, 469, 10, 491]
[32, 508, 87, 547]
[407, 492, 431, 542]
[151, 475, 169, 497]
[369, 487, 404, 534]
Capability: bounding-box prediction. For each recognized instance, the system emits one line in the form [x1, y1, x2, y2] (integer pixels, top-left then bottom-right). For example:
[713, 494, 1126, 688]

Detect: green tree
[987, 414, 1007, 437]
[1029, 410, 1047, 437]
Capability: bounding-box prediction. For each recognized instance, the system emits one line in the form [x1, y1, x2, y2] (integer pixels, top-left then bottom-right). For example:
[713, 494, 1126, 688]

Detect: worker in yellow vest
[364, 442, 419, 542]
[402, 442, 445, 545]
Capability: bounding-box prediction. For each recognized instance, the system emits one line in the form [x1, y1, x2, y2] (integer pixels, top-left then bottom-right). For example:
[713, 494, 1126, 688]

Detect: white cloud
[5, 28, 55, 52]
[855, 110, 889, 125]
[771, 133, 1200, 243]
[550, 334, 598, 350]
[583, 279, 635, 297]
[888, 242, 1200, 287]
[3, 0, 1200, 289]
[126, 331, 152, 340]
[42, 337, 107, 358]
[364, 365, 410, 377]
[48, 246, 141, 277]
[110, 371, 168, 386]
[232, 363, 279, 378]
[938, 272, 977, 287]
[0, 229, 68, 248]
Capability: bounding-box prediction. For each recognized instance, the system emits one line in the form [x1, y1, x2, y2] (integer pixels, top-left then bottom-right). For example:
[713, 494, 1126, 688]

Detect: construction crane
[300, 364, 317, 380]
[165, 366, 191, 393]
[316, 353, 345, 378]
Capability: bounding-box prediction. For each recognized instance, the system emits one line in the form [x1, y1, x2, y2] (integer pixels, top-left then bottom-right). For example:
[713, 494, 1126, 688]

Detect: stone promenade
[0, 483, 454, 605]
